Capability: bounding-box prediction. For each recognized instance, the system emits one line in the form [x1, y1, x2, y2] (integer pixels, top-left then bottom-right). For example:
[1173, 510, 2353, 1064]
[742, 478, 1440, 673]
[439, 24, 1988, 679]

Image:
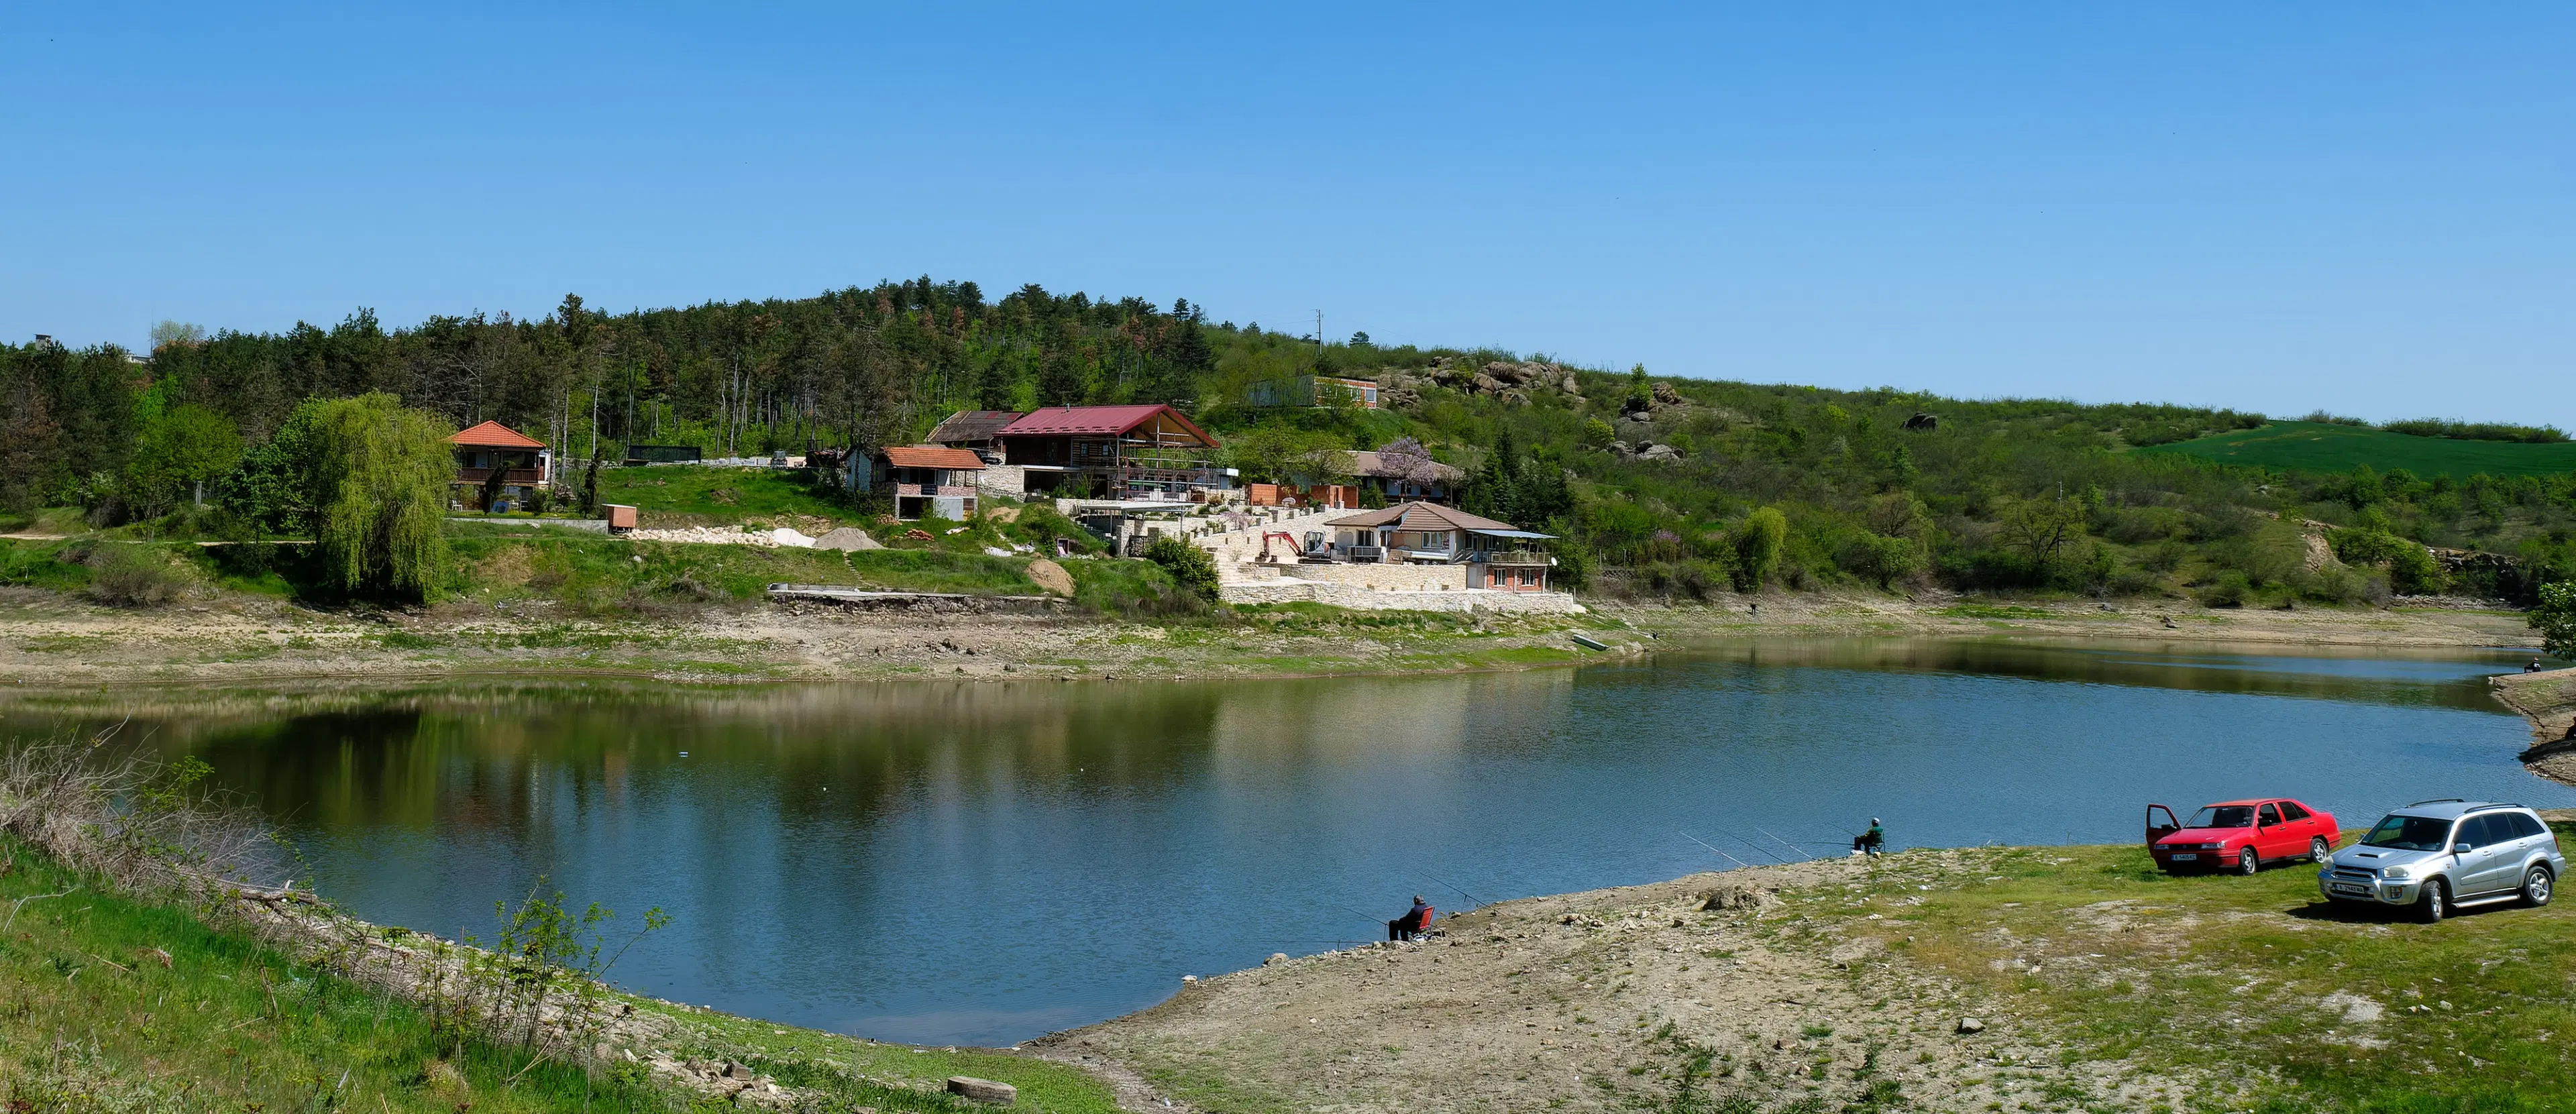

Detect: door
[2256, 803, 2294, 860]
[2277, 801, 2326, 854]
[2146, 804, 2180, 848]
[2454, 816, 2514, 896]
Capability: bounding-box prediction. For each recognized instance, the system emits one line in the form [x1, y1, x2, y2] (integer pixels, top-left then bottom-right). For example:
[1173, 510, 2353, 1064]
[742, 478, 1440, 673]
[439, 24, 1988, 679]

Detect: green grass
[1823, 828, 2576, 1112]
[595, 465, 860, 527]
[451, 533, 1049, 609]
[0, 837, 1125, 1112]
[2138, 420, 2576, 478]
[0, 840, 678, 1112]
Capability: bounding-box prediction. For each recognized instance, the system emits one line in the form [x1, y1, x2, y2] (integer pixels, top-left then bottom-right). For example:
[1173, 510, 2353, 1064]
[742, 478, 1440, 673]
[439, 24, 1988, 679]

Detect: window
[2459, 815, 2500, 848]
[2278, 802, 2310, 822]
[2512, 813, 2550, 839]
[2257, 803, 2281, 828]
[2361, 814, 2452, 850]
[2189, 805, 2255, 828]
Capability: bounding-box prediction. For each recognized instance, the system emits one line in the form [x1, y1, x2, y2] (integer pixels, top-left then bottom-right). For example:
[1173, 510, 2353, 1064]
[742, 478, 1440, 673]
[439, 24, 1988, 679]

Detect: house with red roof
[937, 404, 1226, 500]
[853, 445, 987, 519]
[447, 421, 551, 509]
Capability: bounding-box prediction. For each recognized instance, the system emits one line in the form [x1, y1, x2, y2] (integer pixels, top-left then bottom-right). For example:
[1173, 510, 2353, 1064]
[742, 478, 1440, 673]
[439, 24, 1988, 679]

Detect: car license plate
[2169, 853, 2198, 861]
[2333, 883, 2371, 895]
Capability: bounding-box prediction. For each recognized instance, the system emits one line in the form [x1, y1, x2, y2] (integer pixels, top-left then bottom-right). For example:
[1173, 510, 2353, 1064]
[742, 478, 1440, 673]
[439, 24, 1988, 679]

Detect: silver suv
[2318, 800, 2565, 922]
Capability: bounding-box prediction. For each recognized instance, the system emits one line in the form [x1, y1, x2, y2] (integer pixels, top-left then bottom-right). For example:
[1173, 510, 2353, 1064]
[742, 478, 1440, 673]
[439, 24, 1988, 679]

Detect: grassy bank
[0, 525, 1185, 618]
[1823, 832, 2576, 1112]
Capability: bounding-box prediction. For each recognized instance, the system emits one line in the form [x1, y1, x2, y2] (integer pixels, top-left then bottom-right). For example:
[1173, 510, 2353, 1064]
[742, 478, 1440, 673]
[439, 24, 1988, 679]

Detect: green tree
[2532, 581, 2576, 659]
[124, 404, 244, 516]
[1144, 535, 1220, 602]
[217, 398, 325, 535]
[1035, 344, 1083, 406]
[1734, 506, 1788, 592]
[1581, 418, 1615, 449]
[312, 393, 453, 599]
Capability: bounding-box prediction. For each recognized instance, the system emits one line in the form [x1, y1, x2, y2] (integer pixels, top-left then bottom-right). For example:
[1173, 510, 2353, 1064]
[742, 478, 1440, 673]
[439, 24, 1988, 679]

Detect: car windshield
[2187, 805, 2255, 828]
[2361, 815, 2454, 851]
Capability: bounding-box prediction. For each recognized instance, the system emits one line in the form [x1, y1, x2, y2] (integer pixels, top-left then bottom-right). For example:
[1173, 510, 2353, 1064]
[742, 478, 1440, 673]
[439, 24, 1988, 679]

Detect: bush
[2198, 570, 2252, 608]
[1733, 507, 1787, 592]
[84, 545, 194, 607]
[1143, 536, 1220, 602]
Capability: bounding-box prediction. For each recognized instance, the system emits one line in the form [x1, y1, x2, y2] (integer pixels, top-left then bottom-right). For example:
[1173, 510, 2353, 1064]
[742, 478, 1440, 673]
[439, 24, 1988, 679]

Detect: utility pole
[1314, 310, 1324, 355]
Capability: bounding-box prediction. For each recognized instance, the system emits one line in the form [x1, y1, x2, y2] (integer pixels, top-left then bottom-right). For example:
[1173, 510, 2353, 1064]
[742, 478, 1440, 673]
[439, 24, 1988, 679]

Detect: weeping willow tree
[313, 393, 453, 599]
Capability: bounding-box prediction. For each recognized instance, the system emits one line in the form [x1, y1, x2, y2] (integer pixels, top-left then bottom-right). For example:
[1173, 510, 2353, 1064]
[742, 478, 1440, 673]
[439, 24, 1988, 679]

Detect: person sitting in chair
[1852, 819, 1886, 857]
[1387, 895, 1434, 941]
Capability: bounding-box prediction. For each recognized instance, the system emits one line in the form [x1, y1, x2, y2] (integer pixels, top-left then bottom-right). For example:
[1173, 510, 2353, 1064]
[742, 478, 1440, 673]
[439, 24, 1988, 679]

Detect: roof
[1326, 502, 1521, 533]
[2386, 799, 2522, 820]
[997, 404, 1216, 445]
[880, 445, 987, 470]
[449, 421, 546, 449]
[1344, 450, 1465, 482]
[926, 410, 1024, 443]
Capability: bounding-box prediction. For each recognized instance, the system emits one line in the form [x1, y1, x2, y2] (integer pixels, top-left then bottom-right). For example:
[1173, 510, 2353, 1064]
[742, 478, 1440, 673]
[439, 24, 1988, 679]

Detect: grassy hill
[2140, 420, 2576, 479]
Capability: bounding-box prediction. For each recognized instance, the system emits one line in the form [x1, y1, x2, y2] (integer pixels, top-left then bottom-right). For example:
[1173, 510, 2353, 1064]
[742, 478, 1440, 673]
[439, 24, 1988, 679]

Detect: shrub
[85, 545, 193, 607]
[1733, 507, 1788, 592]
[1143, 536, 1220, 602]
[2198, 570, 2251, 608]
[2532, 581, 2576, 659]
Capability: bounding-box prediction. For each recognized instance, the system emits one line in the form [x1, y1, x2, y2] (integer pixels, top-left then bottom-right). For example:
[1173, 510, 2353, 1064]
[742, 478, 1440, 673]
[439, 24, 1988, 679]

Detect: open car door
[2146, 803, 2180, 848]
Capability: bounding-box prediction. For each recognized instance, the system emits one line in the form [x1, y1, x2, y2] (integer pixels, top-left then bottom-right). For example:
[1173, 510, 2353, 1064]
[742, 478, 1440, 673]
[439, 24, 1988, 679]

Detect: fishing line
[1750, 824, 1817, 862]
[1709, 824, 1792, 865]
[1678, 830, 1750, 869]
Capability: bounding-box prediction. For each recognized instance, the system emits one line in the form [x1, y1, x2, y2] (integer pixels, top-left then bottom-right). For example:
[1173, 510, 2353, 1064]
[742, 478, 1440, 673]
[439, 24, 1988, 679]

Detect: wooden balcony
[1481, 549, 1554, 567]
[456, 467, 545, 485]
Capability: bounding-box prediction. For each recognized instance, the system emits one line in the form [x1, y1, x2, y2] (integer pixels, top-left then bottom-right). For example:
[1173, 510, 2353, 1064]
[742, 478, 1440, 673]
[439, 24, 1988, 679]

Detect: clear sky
[5, 4, 2569, 427]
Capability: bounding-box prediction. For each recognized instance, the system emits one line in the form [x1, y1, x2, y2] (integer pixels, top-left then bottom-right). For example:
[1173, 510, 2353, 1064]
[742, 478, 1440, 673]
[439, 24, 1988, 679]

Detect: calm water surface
[7, 638, 2569, 1046]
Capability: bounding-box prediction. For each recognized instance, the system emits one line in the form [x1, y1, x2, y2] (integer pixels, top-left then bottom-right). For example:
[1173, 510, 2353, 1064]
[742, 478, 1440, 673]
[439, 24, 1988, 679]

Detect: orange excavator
[1256, 531, 1304, 563]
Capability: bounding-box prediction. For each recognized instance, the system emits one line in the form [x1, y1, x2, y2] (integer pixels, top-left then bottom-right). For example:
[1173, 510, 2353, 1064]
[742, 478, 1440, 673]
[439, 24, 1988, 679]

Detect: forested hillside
[5, 276, 2573, 606]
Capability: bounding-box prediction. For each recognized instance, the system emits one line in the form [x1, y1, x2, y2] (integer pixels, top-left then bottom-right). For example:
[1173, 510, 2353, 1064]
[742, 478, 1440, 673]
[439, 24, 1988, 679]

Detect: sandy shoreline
[0, 585, 2542, 693]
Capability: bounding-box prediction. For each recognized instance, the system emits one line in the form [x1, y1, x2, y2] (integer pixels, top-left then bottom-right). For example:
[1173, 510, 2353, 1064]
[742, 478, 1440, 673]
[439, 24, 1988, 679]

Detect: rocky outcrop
[2491, 670, 2576, 787]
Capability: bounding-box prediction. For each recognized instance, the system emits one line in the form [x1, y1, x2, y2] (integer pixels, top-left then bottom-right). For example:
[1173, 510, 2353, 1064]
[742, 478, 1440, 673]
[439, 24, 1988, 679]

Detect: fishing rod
[1750, 823, 1817, 862]
[1417, 872, 1484, 909]
[1709, 824, 1793, 865]
[1679, 830, 1751, 869]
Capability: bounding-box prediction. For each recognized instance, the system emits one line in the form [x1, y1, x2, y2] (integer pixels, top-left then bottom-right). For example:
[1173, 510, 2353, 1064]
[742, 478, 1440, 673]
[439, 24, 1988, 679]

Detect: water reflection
[0, 642, 2565, 1046]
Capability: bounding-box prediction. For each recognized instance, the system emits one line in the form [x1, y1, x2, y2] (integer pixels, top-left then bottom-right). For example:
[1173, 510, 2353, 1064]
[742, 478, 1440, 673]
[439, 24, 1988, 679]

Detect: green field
[2140, 420, 2576, 478]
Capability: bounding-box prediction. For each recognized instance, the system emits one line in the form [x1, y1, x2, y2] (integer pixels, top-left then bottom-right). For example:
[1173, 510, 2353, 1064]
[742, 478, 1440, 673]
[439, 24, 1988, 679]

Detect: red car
[2147, 798, 2339, 875]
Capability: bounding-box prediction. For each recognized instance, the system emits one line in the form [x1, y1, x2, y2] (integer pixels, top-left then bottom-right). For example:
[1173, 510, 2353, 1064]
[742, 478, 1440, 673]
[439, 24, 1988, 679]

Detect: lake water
[6, 638, 2569, 1046]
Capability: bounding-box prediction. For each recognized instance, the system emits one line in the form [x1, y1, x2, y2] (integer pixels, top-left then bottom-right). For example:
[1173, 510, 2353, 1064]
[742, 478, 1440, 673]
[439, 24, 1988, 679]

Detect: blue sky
[5, 4, 2569, 425]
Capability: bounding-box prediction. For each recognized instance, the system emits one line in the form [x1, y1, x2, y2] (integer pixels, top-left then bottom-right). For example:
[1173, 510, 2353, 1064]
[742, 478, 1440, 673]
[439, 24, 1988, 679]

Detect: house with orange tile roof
[855, 445, 987, 519]
[447, 421, 552, 508]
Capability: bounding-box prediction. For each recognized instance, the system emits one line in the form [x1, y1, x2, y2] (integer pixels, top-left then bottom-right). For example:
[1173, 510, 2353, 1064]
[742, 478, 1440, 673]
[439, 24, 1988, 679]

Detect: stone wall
[1217, 577, 1585, 614]
[975, 465, 1026, 498]
[1242, 562, 1470, 592]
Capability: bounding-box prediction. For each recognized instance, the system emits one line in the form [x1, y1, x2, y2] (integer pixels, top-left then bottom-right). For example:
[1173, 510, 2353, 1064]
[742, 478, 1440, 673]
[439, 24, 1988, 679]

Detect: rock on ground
[812, 527, 883, 551]
[1024, 559, 1075, 597]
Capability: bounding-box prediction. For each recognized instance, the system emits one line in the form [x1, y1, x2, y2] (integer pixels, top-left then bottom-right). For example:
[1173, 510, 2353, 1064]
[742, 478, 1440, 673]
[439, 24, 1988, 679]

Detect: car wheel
[2418, 879, 2448, 924]
[2524, 867, 2555, 909]
[2236, 845, 2259, 876]
[2309, 836, 2330, 862]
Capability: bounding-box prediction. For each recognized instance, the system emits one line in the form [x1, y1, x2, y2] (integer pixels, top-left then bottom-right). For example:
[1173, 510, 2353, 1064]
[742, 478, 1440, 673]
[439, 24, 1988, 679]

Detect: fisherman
[1851, 818, 1886, 857]
[1387, 895, 1433, 942]
[2529, 658, 2547, 674]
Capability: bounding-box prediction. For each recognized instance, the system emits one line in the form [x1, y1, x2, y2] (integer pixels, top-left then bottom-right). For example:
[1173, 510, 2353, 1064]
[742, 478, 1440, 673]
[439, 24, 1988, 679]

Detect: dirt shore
[1043, 851, 2200, 1114]
[0, 585, 2540, 691]
[2492, 668, 2576, 787]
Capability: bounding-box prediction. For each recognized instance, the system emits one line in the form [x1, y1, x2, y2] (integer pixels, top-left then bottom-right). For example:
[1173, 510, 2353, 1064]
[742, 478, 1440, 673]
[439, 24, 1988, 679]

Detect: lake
[5, 638, 2568, 1046]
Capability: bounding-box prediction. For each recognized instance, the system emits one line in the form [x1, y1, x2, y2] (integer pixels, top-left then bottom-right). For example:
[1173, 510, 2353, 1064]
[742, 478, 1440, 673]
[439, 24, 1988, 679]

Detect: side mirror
[2454, 842, 2473, 855]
